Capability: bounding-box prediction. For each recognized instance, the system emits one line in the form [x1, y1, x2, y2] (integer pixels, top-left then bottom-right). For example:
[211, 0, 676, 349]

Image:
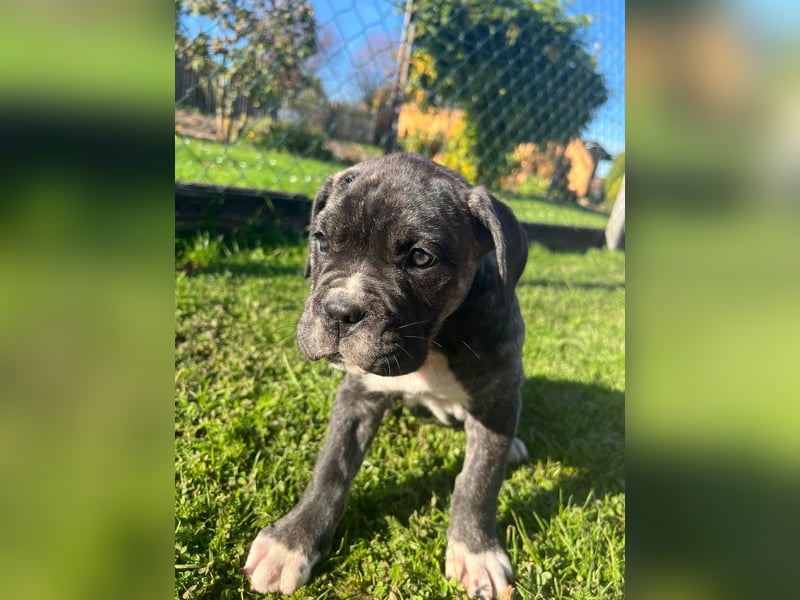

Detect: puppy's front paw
[445, 541, 514, 599]
[244, 529, 320, 595]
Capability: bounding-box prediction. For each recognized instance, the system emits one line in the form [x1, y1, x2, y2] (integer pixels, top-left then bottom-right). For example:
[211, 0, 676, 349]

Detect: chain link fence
[175, 0, 623, 206]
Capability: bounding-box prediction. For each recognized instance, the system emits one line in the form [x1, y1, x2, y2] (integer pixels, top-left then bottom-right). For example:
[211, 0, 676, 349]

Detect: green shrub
[513, 173, 549, 197]
[435, 119, 480, 184]
[399, 130, 445, 158]
[248, 117, 333, 161]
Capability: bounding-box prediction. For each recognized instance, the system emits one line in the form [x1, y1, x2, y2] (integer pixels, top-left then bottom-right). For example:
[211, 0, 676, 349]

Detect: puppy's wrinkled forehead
[315, 168, 467, 249]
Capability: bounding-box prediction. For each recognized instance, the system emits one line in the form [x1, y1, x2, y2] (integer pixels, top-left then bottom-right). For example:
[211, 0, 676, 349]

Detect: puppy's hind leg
[245, 375, 390, 595]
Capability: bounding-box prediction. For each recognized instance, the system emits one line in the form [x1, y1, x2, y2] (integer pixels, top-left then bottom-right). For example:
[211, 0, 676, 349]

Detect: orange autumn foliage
[398, 103, 479, 182]
[399, 102, 604, 199]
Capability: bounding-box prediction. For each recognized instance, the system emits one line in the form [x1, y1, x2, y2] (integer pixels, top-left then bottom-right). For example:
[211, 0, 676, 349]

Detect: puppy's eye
[312, 232, 329, 253]
[409, 248, 436, 268]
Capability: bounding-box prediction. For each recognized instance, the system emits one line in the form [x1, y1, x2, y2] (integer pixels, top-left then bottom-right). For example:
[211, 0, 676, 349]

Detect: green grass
[498, 195, 610, 229]
[175, 241, 625, 599]
[175, 135, 350, 198]
[175, 135, 610, 228]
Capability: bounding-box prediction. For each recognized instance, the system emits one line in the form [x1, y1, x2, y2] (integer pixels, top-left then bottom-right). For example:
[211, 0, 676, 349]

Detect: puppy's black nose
[324, 297, 365, 324]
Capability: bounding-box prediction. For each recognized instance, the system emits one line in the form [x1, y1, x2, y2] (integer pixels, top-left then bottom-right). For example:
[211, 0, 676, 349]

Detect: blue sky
[310, 0, 625, 163]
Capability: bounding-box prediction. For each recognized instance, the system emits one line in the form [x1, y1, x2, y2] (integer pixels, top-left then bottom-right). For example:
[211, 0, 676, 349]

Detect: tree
[351, 32, 396, 111]
[412, 0, 608, 186]
[176, 0, 317, 143]
[350, 32, 398, 146]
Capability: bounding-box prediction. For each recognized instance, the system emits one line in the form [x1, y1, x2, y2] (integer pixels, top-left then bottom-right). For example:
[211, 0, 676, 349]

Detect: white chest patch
[358, 351, 470, 424]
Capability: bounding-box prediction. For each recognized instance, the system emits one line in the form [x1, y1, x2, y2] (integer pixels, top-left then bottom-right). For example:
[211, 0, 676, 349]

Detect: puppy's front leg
[446, 407, 518, 600]
[245, 375, 390, 595]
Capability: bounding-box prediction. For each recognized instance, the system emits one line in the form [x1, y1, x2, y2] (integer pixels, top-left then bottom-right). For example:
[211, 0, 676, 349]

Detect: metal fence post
[383, 0, 415, 155]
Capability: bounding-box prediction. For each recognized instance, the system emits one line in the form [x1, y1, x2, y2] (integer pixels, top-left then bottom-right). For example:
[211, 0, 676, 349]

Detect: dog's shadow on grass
[333, 376, 624, 547]
[502, 377, 625, 527]
[179, 261, 302, 278]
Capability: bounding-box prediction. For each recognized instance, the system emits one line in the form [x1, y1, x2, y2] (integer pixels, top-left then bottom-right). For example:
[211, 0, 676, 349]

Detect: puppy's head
[297, 153, 527, 376]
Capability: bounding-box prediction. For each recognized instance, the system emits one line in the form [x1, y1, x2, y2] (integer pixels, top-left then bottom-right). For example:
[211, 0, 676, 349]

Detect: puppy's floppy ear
[304, 175, 336, 278]
[467, 186, 528, 288]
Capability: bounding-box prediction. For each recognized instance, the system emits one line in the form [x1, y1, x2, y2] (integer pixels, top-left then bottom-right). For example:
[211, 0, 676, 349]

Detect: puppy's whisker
[396, 321, 425, 330]
[404, 335, 442, 349]
[276, 332, 298, 345]
[393, 355, 402, 374]
[461, 340, 480, 360]
[394, 344, 415, 361]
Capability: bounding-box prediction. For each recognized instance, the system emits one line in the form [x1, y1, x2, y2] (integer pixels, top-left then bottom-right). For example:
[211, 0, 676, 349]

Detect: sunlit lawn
[175, 135, 610, 229]
[175, 240, 625, 599]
